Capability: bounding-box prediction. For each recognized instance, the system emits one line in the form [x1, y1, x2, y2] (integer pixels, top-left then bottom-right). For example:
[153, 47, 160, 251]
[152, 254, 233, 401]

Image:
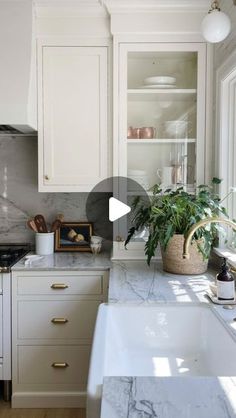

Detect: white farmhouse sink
[87, 303, 236, 418]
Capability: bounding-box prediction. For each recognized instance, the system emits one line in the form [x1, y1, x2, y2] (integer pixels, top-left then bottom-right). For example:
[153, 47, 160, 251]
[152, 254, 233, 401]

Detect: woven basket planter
[161, 234, 208, 275]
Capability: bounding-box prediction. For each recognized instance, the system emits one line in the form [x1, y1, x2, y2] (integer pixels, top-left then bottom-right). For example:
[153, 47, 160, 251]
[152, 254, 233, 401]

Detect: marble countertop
[109, 260, 216, 303]
[12, 250, 112, 271]
[102, 376, 236, 418]
[101, 260, 236, 418]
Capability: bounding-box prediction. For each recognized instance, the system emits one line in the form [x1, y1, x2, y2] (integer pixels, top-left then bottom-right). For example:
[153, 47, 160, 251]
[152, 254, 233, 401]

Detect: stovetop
[0, 244, 30, 273]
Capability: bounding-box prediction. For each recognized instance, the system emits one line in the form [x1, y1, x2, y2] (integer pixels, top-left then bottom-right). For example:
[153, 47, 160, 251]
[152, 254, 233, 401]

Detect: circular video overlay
[86, 176, 150, 242]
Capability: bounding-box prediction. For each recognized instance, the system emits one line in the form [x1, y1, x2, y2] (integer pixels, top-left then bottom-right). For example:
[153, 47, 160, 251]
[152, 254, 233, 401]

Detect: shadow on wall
[0, 136, 112, 243]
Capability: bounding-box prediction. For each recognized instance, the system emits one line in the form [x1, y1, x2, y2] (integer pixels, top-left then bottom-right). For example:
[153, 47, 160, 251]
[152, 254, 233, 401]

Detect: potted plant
[125, 178, 228, 274]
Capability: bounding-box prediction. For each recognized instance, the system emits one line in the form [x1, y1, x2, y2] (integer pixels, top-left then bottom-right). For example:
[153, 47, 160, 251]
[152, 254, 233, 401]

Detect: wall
[214, 0, 236, 68]
[212, 1, 236, 223]
[0, 135, 102, 244]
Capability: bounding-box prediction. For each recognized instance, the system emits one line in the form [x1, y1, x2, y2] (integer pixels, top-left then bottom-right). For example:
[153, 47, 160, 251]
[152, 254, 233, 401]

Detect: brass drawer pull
[51, 362, 69, 368]
[51, 318, 68, 324]
[51, 283, 68, 289]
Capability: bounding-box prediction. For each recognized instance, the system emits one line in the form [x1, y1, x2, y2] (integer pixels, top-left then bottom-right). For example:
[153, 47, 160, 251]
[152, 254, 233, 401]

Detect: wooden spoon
[34, 214, 48, 233]
[56, 213, 64, 222]
[27, 219, 38, 233]
[51, 219, 62, 232]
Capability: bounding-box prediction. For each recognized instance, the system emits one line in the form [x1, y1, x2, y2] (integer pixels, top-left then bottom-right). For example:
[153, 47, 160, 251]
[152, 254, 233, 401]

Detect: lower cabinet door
[17, 345, 91, 385]
[17, 300, 100, 340]
[0, 296, 2, 358]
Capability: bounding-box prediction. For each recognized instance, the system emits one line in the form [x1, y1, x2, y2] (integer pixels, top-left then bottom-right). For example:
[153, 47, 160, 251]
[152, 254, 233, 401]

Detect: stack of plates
[141, 76, 176, 89]
[128, 169, 150, 190]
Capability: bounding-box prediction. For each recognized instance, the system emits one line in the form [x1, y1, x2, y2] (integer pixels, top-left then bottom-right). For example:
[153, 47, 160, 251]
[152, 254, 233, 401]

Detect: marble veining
[109, 260, 215, 303]
[0, 135, 110, 244]
[102, 377, 236, 418]
[12, 249, 112, 270]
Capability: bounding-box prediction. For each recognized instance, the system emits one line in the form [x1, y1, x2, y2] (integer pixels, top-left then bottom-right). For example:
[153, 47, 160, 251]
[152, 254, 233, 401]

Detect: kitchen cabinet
[0, 273, 11, 392]
[113, 42, 207, 259]
[37, 41, 109, 192]
[11, 270, 109, 407]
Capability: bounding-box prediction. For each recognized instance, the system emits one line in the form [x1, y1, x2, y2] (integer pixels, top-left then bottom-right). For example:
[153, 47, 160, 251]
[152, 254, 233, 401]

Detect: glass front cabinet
[113, 42, 207, 259]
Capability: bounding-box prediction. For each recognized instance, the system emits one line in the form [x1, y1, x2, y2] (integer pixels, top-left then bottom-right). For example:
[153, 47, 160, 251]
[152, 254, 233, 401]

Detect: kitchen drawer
[0, 296, 2, 357]
[16, 271, 106, 295]
[18, 300, 100, 340]
[17, 345, 90, 385]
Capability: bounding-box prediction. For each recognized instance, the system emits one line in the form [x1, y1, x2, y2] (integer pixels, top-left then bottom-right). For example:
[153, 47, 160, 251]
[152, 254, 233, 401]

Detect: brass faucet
[183, 217, 236, 259]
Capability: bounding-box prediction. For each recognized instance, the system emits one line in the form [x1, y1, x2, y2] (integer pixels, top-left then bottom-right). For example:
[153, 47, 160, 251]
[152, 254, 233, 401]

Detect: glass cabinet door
[113, 42, 206, 257]
[119, 43, 206, 194]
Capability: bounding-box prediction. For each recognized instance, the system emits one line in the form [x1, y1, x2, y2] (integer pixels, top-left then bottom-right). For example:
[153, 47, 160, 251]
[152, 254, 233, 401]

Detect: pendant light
[201, 0, 231, 43]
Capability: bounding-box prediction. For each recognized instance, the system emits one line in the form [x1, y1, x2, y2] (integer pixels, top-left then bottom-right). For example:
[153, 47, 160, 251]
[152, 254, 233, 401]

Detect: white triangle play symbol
[109, 197, 131, 222]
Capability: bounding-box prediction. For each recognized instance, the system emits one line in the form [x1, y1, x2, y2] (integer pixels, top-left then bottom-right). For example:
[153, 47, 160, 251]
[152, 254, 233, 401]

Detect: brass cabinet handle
[51, 362, 69, 368]
[44, 175, 50, 180]
[51, 283, 68, 289]
[51, 318, 68, 324]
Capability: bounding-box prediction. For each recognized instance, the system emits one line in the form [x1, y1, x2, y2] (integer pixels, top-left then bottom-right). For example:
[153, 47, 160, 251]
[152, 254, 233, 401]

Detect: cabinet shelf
[127, 185, 196, 196]
[127, 138, 196, 144]
[128, 88, 197, 102]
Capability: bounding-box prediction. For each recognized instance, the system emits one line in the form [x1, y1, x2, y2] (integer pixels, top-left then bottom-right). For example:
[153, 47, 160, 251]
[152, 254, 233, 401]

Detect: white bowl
[91, 235, 103, 244]
[144, 76, 176, 85]
[164, 120, 188, 138]
[90, 243, 102, 254]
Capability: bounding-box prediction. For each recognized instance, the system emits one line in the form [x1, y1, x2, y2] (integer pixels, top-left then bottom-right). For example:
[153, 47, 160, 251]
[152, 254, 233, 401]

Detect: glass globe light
[201, 7, 231, 43]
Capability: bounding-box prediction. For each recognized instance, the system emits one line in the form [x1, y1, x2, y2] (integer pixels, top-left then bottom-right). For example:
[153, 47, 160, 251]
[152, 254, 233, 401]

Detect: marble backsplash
[0, 135, 111, 244]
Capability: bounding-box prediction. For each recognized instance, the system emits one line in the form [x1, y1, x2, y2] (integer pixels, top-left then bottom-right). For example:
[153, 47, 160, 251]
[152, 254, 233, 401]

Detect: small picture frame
[55, 222, 93, 252]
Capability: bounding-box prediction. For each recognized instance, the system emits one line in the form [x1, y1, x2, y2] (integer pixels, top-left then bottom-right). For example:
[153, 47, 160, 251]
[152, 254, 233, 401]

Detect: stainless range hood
[0, 1, 37, 135]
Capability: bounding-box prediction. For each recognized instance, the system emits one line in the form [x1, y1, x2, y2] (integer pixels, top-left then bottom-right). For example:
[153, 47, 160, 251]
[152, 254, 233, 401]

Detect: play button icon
[86, 176, 150, 242]
[109, 197, 131, 222]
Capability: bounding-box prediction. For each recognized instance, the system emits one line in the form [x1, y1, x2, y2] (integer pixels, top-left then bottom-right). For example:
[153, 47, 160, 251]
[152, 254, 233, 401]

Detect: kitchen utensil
[56, 213, 65, 222]
[140, 127, 156, 139]
[127, 126, 133, 139]
[90, 242, 102, 254]
[157, 167, 173, 188]
[34, 214, 48, 233]
[131, 128, 141, 139]
[172, 164, 183, 184]
[144, 76, 176, 85]
[27, 219, 38, 233]
[51, 219, 62, 232]
[35, 232, 54, 255]
[91, 236, 103, 244]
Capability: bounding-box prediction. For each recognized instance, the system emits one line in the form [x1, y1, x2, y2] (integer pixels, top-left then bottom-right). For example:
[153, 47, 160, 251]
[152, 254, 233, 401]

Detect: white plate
[140, 84, 176, 89]
[128, 169, 148, 176]
[206, 291, 236, 305]
[144, 76, 176, 85]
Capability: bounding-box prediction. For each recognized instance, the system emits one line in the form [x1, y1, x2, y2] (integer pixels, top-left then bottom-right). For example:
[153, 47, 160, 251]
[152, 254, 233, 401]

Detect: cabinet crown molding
[34, 0, 108, 17]
[102, 0, 209, 14]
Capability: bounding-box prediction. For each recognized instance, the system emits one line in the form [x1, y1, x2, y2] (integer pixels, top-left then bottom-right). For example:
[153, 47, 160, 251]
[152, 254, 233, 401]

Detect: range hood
[0, 1, 37, 134]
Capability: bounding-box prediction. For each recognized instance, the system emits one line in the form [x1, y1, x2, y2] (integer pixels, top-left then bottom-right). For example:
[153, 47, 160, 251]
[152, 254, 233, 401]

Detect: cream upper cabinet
[38, 43, 109, 192]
